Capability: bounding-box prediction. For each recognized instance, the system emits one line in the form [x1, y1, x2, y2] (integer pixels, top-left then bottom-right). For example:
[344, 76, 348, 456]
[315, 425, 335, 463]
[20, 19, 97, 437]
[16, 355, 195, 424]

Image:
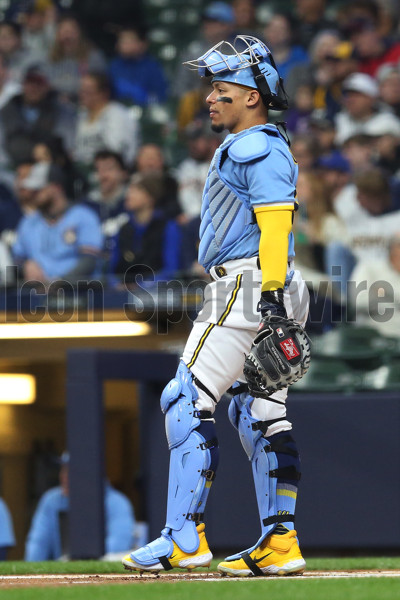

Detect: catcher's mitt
[243, 315, 311, 398]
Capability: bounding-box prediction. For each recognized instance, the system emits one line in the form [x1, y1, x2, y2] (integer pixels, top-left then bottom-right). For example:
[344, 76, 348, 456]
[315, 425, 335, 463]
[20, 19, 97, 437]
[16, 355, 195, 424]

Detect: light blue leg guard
[130, 361, 217, 569]
[226, 386, 282, 560]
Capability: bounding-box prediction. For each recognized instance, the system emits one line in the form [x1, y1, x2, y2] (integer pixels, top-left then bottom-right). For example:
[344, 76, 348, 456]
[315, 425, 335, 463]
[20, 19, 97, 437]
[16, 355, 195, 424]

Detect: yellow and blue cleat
[122, 523, 212, 573]
[217, 529, 306, 577]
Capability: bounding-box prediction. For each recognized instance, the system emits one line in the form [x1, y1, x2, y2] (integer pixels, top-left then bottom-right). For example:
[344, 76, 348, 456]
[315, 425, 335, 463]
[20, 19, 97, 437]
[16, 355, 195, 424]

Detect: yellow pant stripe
[277, 489, 297, 499]
[187, 274, 242, 368]
[187, 323, 215, 368]
[217, 274, 242, 326]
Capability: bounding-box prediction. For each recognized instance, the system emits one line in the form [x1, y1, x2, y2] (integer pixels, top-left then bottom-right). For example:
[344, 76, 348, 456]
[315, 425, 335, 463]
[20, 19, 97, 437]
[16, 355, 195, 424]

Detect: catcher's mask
[183, 35, 289, 111]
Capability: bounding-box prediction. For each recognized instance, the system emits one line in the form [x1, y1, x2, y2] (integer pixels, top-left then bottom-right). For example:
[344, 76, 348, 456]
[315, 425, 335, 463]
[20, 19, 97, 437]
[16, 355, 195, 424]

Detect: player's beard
[211, 123, 225, 133]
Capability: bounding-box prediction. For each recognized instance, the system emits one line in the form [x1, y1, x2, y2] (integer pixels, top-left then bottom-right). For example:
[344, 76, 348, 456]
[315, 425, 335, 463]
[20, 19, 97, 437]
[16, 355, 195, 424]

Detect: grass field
[2, 556, 400, 574]
[1, 558, 400, 600]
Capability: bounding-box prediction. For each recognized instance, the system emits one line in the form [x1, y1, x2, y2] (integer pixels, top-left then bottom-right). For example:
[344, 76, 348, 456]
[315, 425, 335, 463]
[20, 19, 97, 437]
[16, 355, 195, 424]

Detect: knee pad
[161, 361, 219, 553]
[228, 388, 264, 460]
[161, 361, 202, 449]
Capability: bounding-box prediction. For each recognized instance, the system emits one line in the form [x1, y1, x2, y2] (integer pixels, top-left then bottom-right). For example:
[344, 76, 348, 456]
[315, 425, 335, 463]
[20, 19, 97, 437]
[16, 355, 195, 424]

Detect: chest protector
[198, 128, 272, 271]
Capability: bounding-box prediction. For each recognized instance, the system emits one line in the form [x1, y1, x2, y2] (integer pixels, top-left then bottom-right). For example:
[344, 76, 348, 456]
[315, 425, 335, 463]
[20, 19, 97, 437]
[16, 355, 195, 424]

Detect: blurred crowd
[0, 0, 398, 330]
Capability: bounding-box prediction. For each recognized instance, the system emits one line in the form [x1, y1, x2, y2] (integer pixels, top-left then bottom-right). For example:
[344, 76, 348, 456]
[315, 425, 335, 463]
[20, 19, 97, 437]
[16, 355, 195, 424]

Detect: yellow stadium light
[0, 374, 36, 404]
[0, 321, 151, 340]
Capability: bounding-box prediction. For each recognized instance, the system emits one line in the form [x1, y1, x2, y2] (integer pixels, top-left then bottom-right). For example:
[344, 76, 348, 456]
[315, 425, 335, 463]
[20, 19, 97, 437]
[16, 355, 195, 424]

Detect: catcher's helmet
[183, 35, 288, 111]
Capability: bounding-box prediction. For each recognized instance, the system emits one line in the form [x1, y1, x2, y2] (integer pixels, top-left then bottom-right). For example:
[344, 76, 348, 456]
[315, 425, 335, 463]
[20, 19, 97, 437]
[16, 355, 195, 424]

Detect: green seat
[357, 362, 400, 391]
[291, 359, 361, 393]
[311, 325, 395, 369]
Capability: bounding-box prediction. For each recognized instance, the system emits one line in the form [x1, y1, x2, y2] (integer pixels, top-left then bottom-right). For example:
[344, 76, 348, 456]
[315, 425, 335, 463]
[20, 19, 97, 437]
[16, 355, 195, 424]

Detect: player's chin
[211, 122, 225, 133]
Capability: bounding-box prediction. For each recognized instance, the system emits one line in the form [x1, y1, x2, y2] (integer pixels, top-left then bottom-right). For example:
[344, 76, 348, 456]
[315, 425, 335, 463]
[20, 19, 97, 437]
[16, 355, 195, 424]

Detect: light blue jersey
[13, 204, 103, 279]
[198, 124, 297, 272]
[0, 498, 15, 548]
[25, 484, 136, 561]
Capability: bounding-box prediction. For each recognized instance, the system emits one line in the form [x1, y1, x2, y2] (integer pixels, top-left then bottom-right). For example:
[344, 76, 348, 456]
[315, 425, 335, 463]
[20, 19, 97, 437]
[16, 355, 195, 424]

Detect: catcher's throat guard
[244, 316, 311, 397]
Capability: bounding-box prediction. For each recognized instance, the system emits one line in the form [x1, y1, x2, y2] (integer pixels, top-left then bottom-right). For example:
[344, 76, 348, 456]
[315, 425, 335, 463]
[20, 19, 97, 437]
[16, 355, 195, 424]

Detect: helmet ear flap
[251, 64, 289, 111]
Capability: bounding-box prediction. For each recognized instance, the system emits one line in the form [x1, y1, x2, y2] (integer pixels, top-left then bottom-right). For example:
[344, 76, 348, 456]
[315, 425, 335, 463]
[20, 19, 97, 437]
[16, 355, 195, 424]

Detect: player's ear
[247, 89, 260, 107]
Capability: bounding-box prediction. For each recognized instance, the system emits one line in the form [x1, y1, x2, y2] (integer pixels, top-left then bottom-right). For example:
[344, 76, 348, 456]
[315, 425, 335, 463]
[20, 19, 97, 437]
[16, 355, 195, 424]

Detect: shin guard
[161, 361, 219, 553]
[227, 389, 300, 559]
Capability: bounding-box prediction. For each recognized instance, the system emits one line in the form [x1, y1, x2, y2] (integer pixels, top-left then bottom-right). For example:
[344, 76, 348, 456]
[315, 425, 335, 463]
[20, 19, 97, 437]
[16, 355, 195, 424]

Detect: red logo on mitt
[280, 338, 300, 360]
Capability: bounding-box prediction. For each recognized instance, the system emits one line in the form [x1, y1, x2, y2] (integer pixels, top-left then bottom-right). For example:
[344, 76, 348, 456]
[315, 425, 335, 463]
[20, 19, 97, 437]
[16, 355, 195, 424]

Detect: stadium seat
[357, 362, 400, 391]
[291, 358, 361, 393]
[311, 325, 396, 369]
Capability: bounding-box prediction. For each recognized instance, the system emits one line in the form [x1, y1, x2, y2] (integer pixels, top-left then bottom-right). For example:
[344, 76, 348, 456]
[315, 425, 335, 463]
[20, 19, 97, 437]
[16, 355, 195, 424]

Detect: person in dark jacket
[0, 64, 76, 167]
[110, 172, 181, 285]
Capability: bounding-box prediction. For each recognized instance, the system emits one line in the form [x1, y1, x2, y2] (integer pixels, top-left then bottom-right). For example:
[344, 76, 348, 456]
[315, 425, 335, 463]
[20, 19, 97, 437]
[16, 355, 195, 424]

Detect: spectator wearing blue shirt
[110, 172, 181, 285]
[262, 14, 309, 81]
[0, 497, 16, 560]
[13, 162, 103, 284]
[25, 453, 136, 561]
[110, 26, 168, 107]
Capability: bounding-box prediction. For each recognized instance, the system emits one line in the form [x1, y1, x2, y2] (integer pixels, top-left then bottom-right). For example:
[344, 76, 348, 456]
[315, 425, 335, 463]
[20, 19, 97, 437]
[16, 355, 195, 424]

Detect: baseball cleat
[122, 523, 212, 573]
[217, 529, 306, 577]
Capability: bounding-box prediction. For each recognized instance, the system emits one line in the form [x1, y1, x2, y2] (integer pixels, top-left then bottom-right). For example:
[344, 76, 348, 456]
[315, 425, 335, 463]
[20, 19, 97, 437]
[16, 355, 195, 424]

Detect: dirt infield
[1, 571, 400, 587]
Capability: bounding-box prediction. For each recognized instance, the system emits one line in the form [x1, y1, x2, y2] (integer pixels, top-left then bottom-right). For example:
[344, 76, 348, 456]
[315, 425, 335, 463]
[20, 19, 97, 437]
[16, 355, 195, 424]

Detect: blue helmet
[184, 35, 288, 110]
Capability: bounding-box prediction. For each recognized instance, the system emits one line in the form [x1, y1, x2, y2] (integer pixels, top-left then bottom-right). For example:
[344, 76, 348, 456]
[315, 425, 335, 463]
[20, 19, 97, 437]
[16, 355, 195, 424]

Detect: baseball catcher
[123, 34, 311, 578]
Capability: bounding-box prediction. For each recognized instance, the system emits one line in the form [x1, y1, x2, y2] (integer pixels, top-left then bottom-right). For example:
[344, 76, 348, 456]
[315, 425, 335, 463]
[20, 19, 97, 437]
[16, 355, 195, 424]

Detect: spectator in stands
[47, 15, 107, 103]
[286, 83, 315, 135]
[66, 0, 145, 57]
[337, 0, 381, 35]
[334, 72, 400, 145]
[350, 234, 400, 335]
[0, 54, 21, 110]
[326, 168, 400, 300]
[232, 0, 259, 37]
[85, 150, 129, 261]
[174, 1, 235, 98]
[175, 123, 221, 274]
[0, 497, 15, 560]
[292, 0, 336, 50]
[312, 40, 358, 121]
[0, 166, 23, 235]
[20, 0, 56, 63]
[13, 162, 103, 284]
[110, 172, 181, 285]
[345, 12, 400, 78]
[294, 169, 343, 274]
[176, 122, 221, 222]
[0, 21, 37, 83]
[317, 150, 352, 201]
[262, 13, 309, 81]
[74, 72, 140, 172]
[377, 64, 400, 118]
[110, 25, 168, 107]
[14, 161, 37, 216]
[134, 143, 181, 220]
[342, 133, 375, 174]
[32, 136, 87, 200]
[308, 110, 337, 156]
[176, 76, 211, 132]
[367, 118, 400, 179]
[0, 64, 76, 167]
[286, 29, 341, 101]
[291, 133, 321, 171]
[25, 452, 136, 561]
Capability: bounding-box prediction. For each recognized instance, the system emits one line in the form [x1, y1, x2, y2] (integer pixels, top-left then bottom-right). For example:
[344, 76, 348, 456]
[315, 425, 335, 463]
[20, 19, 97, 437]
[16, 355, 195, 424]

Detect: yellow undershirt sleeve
[254, 207, 293, 293]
